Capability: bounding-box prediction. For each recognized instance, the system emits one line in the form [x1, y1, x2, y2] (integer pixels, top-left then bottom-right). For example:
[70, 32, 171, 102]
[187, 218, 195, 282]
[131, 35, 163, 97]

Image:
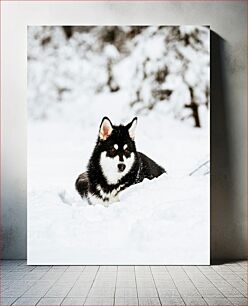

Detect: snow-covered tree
[114, 26, 209, 127]
[28, 26, 209, 127]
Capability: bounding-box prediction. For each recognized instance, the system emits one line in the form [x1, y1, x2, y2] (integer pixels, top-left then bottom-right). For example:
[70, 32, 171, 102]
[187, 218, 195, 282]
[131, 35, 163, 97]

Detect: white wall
[1, 1, 246, 260]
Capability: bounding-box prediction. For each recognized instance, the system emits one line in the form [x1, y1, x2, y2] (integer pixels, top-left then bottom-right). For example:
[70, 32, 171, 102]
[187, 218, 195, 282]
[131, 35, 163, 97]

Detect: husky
[75, 117, 165, 205]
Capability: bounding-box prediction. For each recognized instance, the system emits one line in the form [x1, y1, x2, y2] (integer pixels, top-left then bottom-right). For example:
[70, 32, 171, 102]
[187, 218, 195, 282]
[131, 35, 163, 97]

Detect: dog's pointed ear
[99, 117, 113, 140]
[126, 117, 137, 140]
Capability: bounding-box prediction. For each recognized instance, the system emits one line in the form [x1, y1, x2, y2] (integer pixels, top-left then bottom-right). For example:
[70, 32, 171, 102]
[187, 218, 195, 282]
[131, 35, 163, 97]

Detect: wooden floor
[1, 260, 247, 306]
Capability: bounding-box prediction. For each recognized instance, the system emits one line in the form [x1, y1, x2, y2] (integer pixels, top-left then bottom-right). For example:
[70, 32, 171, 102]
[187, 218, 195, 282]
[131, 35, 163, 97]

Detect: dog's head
[97, 117, 137, 184]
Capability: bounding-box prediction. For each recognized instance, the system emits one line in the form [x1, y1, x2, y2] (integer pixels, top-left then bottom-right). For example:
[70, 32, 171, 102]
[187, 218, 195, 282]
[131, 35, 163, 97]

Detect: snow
[27, 96, 209, 264]
[27, 26, 210, 265]
[28, 176, 209, 265]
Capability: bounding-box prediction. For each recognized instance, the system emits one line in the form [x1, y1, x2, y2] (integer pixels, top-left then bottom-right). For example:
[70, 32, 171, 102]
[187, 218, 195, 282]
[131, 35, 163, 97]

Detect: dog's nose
[118, 163, 126, 172]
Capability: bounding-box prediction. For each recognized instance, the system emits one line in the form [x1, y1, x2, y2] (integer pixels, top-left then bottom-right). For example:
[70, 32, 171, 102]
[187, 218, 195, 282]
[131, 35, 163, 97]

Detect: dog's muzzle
[118, 163, 126, 172]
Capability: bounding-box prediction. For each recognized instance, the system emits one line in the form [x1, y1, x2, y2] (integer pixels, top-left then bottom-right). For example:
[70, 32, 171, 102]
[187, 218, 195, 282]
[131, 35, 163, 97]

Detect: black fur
[75, 117, 165, 204]
[75, 172, 89, 198]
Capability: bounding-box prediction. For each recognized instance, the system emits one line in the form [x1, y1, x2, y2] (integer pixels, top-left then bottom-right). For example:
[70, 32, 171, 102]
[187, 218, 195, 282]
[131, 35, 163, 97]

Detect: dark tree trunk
[107, 60, 119, 92]
[185, 87, 201, 128]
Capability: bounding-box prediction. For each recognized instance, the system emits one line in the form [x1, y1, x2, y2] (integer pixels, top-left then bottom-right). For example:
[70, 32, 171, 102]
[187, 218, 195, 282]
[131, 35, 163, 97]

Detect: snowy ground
[27, 91, 209, 265]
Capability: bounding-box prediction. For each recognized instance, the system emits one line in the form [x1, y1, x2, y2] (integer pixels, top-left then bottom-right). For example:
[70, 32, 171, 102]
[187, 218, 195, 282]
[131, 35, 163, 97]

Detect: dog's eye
[109, 148, 116, 155]
[124, 148, 130, 154]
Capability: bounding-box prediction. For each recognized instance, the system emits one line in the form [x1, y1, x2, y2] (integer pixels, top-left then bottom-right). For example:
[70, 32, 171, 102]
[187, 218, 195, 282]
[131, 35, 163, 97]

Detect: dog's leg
[75, 172, 89, 199]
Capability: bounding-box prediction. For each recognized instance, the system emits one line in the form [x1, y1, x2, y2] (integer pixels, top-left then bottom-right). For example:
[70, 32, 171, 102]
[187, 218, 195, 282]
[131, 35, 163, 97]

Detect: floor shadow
[211, 259, 247, 265]
[210, 31, 244, 264]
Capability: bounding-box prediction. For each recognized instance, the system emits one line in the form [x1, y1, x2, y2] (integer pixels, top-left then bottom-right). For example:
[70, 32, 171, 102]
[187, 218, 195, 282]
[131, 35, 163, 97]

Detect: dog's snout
[119, 155, 124, 162]
[118, 163, 126, 172]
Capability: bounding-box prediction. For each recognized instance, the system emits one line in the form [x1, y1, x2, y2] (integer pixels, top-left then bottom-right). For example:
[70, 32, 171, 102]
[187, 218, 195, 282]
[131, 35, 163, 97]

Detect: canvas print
[28, 26, 210, 264]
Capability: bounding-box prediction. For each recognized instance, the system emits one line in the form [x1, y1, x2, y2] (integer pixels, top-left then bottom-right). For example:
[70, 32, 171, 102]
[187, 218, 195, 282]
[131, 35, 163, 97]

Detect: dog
[75, 117, 165, 205]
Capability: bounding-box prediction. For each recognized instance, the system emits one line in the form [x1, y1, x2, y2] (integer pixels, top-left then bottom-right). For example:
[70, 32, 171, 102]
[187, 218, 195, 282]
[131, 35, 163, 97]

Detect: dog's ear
[126, 117, 137, 140]
[99, 117, 113, 140]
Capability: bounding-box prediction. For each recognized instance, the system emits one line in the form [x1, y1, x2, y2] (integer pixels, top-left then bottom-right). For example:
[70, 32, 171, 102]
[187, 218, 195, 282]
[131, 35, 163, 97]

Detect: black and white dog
[75, 117, 165, 205]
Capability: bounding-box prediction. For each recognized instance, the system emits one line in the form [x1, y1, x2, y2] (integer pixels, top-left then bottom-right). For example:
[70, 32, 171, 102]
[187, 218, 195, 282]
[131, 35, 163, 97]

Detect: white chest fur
[100, 151, 135, 185]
